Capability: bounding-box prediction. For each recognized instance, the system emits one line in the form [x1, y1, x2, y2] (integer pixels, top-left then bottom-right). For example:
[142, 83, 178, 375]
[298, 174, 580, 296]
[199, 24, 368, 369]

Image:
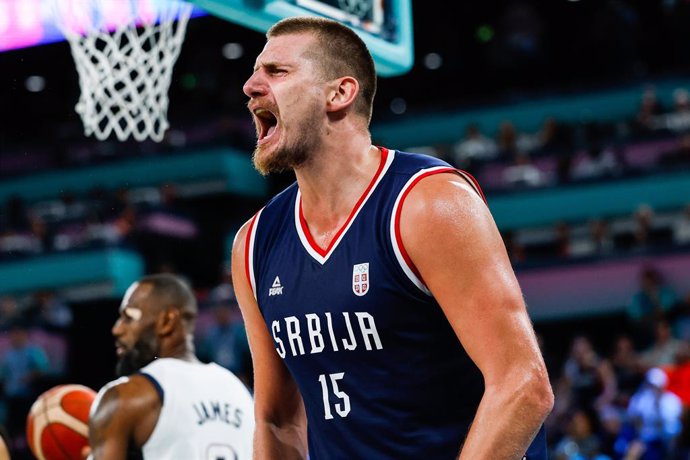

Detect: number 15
[318, 372, 351, 420]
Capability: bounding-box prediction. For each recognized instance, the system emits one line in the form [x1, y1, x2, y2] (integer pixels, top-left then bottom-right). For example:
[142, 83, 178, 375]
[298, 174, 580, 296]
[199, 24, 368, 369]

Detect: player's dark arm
[401, 173, 554, 460]
[88, 376, 160, 460]
[232, 221, 308, 460]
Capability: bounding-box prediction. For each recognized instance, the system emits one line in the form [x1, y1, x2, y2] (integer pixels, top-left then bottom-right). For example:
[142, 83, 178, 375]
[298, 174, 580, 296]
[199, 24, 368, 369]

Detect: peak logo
[269, 276, 283, 296]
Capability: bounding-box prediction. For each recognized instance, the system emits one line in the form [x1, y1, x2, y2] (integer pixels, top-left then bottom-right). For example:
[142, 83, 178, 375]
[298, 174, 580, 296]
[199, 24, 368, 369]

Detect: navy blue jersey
[246, 148, 547, 459]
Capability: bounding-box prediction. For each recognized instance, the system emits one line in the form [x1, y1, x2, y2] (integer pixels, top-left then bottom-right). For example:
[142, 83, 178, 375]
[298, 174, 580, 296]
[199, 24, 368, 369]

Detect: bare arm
[595, 359, 618, 410]
[401, 173, 554, 460]
[231, 220, 308, 460]
[88, 376, 160, 460]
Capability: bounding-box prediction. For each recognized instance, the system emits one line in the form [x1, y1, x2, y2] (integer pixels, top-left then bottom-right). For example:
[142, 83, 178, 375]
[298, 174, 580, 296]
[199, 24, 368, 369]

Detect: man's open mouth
[254, 108, 278, 140]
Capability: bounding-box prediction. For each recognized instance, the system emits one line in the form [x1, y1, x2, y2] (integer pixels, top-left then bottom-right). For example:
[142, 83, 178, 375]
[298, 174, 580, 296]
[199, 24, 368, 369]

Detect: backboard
[189, 0, 414, 77]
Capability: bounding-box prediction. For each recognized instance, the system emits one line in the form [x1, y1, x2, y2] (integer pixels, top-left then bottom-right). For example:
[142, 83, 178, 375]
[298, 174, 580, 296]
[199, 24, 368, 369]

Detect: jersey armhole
[137, 372, 164, 405]
[390, 167, 486, 295]
[244, 209, 263, 301]
[456, 169, 487, 205]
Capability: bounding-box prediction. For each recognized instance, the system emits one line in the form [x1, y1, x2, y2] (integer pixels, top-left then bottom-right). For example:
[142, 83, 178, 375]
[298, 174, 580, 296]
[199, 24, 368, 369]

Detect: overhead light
[390, 98, 407, 115]
[222, 43, 244, 60]
[424, 53, 443, 70]
[25, 75, 46, 92]
[476, 25, 494, 43]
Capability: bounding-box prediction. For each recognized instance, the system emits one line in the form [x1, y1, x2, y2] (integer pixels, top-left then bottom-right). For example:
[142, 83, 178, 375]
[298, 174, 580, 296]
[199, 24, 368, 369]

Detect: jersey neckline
[294, 147, 395, 265]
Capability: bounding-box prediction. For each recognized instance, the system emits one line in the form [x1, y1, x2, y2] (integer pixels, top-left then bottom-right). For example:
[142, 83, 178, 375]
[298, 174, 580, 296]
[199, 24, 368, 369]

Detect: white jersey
[139, 358, 254, 460]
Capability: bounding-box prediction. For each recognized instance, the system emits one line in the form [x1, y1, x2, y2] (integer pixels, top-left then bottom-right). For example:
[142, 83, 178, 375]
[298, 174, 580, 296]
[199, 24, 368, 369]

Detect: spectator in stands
[25, 290, 73, 332]
[657, 88, 690, 133]
[502, 151, 548, 188]
[554, 221, 572, 259]
[451, 123, 498, 169]
[555, 153, 574, 185]
[668, 293, 690, 342]
[671, 408, 690, 460]
[673, 88, 690, 113]
[608, 334, 644, 410]
[502, 230, 527, 265]
[638, 318, 685, 370]
[627, 266, 679, 346]
[629, 204, 675, 251]
[111, 204, 138, 244]
[0, 319, 50, 456]
[197, 299, 251, 389]
[206, 263, 236, 307]
[533, 116, 572, 155]
[139, 184, 198, 240]
[554, 335, 617, 421]
[27, 214, 53, 253]
[496, 120, 522, 158]
[662, 341, 690, 410]
[671, 204, 690, 245]
[0, 296, 22, 332]
[570, 142, 623, 182]
[589, 219, 615, 256]
[633, 86, 665, 134]
[659, 133, 690, 169]
[58, 190, 88, 221]
[105, 187, 132, 220]
[626, 367, 683, 460]
[3, 195, 29, 233]
[598, 404, 629, 459]
[552, 407, 611, 460]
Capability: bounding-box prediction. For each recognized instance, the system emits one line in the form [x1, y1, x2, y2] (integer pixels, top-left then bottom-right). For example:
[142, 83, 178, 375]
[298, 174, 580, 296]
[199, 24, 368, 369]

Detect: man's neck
[295, 138, 380, 249]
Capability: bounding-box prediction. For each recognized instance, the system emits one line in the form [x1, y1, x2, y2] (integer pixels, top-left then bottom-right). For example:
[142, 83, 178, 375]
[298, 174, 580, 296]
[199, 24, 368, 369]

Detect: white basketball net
[53, 0, 193, 142]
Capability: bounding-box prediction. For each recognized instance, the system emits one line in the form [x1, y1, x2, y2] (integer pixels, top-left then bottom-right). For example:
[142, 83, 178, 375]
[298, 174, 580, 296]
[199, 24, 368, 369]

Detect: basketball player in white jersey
[85, 274, 254, 460]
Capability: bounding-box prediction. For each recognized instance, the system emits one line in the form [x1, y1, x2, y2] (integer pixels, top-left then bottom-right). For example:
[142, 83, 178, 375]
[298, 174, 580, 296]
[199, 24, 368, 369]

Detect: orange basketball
[26, 384, 97, 460]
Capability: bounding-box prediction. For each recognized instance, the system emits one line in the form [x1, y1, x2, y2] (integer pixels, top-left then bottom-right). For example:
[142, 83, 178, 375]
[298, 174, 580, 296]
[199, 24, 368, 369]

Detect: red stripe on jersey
[299, 147, 389, 257]
[457, 169, 488, 204]
[244, 212, 260, 295]
[394, 167, 466, 284]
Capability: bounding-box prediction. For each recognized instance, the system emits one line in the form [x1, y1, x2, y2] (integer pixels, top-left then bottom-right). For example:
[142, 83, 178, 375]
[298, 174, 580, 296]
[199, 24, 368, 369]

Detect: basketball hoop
[53, 0, 193, 142]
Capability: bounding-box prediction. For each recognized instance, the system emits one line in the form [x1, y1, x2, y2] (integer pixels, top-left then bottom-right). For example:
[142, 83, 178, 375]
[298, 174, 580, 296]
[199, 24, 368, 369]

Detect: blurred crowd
[435, 85, 690, 192]
[545, 266, 690, 459]
[0, 183, 201, 274]
[1, 84, 690, 459]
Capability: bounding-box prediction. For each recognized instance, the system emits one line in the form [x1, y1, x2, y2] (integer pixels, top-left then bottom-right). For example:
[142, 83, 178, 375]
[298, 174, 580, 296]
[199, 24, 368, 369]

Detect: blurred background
[2, 0, 690, 458]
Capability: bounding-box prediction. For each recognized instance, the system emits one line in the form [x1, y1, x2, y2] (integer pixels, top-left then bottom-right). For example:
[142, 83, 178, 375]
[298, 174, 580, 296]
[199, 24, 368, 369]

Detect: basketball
[26, 384, 97, 460]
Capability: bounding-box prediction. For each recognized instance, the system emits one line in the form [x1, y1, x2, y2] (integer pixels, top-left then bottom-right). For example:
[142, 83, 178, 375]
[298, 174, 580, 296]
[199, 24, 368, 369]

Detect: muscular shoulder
[231, 217, 257, 288]
[231, 218, 254, 261]
[401, 172, 489, 233]
[90, 375, 160, 434]
[400, 171, 509, 284]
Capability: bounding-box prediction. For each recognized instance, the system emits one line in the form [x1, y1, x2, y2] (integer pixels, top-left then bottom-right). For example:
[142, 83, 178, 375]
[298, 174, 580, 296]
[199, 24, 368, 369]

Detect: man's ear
[157, 309, 178, 336]
[326, 76, 359, 113]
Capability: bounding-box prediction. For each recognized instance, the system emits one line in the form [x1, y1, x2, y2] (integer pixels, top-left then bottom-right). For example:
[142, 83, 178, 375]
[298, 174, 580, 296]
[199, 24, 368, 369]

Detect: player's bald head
[137, 274, 198, 329]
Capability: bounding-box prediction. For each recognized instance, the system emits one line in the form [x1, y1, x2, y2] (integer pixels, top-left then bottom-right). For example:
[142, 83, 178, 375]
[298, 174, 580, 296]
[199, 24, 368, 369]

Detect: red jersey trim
[244, 209, 262, 299]
[391, 167, 486, 293]
[296, 147, 392, 263]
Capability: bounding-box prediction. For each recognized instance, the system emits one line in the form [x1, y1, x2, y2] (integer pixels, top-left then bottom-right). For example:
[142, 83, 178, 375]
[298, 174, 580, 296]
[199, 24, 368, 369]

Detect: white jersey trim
[390, 166, 459, 296]
[295, 149, 396, 265]
[247, 208, 263, 301]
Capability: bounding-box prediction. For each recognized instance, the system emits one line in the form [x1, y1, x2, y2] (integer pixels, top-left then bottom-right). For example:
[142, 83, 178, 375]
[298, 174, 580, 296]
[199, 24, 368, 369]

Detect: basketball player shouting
[231, 16, 553, 460]
[86, 274, 254, 459]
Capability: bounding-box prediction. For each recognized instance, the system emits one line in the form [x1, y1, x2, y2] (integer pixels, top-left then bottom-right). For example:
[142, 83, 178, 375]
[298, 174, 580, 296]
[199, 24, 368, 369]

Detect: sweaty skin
[235, 18, 553, 460]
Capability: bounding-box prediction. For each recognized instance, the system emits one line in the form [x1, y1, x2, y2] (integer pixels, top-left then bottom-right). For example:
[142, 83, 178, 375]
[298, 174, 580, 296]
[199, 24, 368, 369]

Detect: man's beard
[252, 111, 320, 176]
[115, 331, 159, 377]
